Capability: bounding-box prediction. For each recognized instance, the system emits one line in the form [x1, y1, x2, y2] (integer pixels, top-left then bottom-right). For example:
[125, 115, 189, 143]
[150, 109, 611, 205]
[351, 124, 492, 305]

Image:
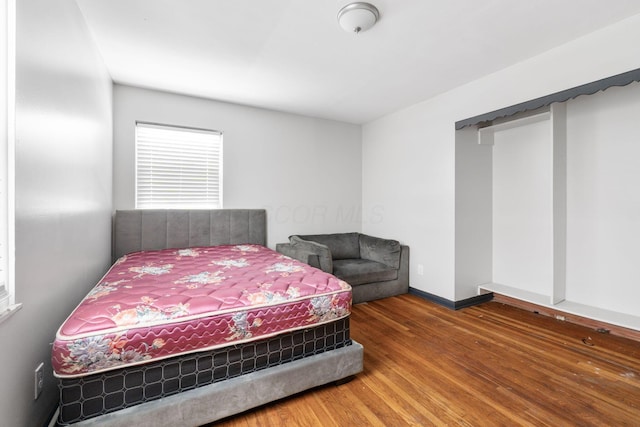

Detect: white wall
[113, 85, 362, 246]
[492, 120, 553, 295]
[0, 1, 113, 426]
[565, 82, 640, 316]
[363, 13, 640, 302]
[454, 127, 492, 300]
[363, 98, 457, 298]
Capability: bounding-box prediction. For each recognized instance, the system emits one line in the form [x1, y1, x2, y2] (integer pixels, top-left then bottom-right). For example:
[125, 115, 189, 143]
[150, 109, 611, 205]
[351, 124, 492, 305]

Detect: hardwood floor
[209, 294, 640, 426]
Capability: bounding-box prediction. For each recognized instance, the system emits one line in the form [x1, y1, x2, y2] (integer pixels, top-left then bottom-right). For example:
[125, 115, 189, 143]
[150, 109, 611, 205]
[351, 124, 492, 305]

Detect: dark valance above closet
[455, 68, 640, 130]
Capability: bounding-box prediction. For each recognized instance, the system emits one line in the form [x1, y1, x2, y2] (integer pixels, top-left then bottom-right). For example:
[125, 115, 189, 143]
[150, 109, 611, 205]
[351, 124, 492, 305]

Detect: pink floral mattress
[52, 244, 352, 378]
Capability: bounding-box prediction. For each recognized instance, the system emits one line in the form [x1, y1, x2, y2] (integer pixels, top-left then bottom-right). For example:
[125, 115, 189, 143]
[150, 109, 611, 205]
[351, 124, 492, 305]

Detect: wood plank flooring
[209, 294, 640, 426]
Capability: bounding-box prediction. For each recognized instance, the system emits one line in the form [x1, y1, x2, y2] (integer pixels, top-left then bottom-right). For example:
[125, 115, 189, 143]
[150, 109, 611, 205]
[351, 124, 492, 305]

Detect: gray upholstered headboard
[113, 209, 267, 261]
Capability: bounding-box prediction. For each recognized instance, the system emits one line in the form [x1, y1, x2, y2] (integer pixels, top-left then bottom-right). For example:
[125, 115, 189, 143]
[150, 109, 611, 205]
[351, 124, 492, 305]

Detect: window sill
[0, 303, 22, 325]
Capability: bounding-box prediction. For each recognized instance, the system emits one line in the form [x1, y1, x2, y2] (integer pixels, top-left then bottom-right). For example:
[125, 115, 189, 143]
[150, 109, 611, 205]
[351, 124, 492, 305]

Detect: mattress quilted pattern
[52, 245, 352, 378]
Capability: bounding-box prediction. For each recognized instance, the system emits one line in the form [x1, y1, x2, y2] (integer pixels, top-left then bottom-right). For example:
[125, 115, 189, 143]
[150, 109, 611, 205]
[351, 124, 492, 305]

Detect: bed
[52, 209, 363, 426]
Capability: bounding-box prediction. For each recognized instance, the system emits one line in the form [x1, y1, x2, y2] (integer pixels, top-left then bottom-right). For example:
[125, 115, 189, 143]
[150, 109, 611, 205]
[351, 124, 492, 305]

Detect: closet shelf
[478, 282, 640, 331]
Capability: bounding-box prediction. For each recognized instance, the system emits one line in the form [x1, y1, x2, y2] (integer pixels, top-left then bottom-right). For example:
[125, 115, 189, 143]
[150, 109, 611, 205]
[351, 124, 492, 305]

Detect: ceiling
[75, 1, 640, 124]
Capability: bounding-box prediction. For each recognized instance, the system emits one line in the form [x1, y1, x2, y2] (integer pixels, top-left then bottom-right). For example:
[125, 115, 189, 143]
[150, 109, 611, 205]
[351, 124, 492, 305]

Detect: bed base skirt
[64, 340, 363, 426]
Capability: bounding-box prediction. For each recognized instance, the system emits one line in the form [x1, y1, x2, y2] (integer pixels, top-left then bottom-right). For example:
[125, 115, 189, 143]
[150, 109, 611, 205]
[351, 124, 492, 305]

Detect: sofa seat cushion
[332, 259, 398, 286]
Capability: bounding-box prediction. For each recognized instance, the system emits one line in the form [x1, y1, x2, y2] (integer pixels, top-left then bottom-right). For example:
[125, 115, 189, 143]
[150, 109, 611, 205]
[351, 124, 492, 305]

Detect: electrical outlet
[417, 264, 424, 276]
[34, 362, 44, 400]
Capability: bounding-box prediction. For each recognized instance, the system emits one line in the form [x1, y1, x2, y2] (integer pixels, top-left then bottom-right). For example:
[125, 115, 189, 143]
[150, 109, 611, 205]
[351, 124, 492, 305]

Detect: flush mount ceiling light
[337, 2, 379, 34]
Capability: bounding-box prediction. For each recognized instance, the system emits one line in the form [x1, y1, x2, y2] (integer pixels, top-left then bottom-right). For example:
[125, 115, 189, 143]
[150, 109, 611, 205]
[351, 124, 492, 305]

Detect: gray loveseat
[276, 233, 409, 304]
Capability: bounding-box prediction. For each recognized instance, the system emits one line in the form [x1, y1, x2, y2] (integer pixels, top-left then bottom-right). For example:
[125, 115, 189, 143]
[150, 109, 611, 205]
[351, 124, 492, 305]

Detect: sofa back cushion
[297, 232, 360, 260]
[359, 234, 401, 269]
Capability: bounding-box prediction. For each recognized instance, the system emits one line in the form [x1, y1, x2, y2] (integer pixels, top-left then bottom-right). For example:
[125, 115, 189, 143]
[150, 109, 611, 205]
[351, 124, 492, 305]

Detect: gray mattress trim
[113, 209, 267, 260]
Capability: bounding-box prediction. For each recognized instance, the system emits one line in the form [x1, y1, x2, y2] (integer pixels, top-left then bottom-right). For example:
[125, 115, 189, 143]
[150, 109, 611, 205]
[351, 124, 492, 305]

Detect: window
[1, 0, 18, 319]
[135, 122, 223, 209]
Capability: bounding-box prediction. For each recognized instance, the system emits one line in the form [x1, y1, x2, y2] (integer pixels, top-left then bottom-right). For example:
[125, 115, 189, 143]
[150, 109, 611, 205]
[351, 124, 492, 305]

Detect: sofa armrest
[359, 234, 401, 269]
[275, 243, 321, 269]
[278, 236, 333, 273]
[398, 245, 410, 291]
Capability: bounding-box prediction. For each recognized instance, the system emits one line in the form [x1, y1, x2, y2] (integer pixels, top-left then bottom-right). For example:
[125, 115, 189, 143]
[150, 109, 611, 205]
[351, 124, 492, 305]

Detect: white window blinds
[135, 122, 223, 209]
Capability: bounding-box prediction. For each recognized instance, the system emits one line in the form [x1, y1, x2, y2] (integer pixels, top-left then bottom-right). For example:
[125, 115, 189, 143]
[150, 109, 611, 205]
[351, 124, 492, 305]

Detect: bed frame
[66, 209, 363, 427]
